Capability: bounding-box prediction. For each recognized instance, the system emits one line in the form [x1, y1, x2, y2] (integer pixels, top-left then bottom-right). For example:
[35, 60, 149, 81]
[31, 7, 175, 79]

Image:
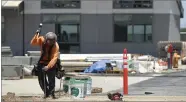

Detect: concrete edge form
[123, 96, 186, 101]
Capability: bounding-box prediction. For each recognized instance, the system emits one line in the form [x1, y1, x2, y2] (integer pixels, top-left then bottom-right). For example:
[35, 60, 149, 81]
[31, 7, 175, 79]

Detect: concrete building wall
[80, 14, 171, 55]
[168, 14, 181, 41]
[23, 14, 56, 53]
[23, 0, 180, 15]
[81, 14, 114, 53]
[2, 9, 23, 56]
[2, 0, 182, 56]
[24, 14, 41, 53]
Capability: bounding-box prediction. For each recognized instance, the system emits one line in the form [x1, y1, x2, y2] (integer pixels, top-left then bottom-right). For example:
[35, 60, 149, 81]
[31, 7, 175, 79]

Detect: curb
[78, 73, 186, 77]
[122, 96, 186, 101]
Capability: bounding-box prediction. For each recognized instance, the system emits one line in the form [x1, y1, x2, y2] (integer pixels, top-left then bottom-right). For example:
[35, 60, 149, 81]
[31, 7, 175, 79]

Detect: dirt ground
[2, 92, 69, 102]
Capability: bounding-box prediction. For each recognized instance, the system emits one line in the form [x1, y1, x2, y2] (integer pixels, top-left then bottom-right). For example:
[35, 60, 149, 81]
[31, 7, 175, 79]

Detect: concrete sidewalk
[2, 76, 153, 96]
[4, 95, 185, 102]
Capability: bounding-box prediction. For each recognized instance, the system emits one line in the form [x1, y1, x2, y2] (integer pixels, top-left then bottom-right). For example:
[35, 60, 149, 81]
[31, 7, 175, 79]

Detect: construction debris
[91, 87, 103, 93]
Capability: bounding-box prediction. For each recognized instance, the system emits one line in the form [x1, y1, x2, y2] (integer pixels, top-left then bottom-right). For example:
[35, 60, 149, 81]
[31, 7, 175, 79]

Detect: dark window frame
[113, 14, 153, 43]
[41, 0, 81, 9]
[113, 0, 153, 9]
[2, 16, 5, 43]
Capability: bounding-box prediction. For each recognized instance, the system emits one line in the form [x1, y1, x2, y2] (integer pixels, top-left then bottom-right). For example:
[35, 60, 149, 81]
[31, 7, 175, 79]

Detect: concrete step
[1, 52, 13, 57]
[2, 56, 31, 65]
[2, 46, 13, 57]
[2, 65, 24, 80]
[27, 51, 40, 56]
[30, 56, 40, 65]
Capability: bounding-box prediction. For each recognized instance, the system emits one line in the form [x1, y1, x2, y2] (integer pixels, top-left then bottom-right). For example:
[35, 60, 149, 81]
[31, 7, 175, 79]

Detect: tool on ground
[145, 92, 154, 95]
[107, 92, 123, 101]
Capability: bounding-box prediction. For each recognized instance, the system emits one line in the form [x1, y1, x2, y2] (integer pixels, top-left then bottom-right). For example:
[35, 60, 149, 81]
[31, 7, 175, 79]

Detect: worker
[30, 32, 59, 99]
[172, 50, 180, 68]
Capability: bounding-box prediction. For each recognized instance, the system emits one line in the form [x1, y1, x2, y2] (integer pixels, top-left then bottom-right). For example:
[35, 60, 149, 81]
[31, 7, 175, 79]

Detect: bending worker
[30, 32, 59, 99]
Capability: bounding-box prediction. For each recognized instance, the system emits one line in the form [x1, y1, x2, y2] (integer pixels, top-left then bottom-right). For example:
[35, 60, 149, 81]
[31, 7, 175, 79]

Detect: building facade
[2, 0, 184, 56]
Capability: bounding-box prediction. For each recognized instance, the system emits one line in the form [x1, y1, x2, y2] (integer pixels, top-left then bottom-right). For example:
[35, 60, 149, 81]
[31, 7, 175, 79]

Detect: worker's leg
[37, 65, 49, 98]
[47, 68, 56, 99]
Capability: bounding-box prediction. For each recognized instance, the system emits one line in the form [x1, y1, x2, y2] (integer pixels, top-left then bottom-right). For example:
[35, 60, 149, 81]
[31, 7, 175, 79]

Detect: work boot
[51, 91, 57, 99]
[43, 91, 50, 99]
[43, 94, 49, 99]
[51, 94, 57, 99]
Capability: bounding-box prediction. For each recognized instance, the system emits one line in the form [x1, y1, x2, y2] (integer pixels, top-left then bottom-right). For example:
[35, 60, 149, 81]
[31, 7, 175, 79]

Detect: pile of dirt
[2, 91, 67, 102]
[2, 92, 43, 102]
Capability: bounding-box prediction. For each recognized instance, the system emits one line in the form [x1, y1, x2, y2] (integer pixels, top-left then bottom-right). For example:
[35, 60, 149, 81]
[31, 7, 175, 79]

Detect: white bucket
[85, 78, 92, 95]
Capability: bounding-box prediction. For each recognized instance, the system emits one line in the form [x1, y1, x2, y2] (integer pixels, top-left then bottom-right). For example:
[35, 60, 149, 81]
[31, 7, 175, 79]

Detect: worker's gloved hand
[42, 66, 49, 71]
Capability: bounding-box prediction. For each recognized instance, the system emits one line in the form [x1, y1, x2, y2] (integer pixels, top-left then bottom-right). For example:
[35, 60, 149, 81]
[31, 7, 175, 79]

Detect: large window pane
[127, 25, 133, 41]
[113, 0, 153, 8]
[133, 25, 145, 42]
[42, 14, 80, 24]
[58, 24, 79, 43]
[114, 23, 128, 42]
[2, 16, 5, 43]
[41, 0, 80, 9]
[57, 24, 80, 54]
[113, 0, 134, 8]
[2, 23, 5, 43]
[145, 25, 152, 42]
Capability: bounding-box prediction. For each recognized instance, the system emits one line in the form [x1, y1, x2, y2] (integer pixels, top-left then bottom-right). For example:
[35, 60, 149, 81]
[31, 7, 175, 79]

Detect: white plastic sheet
[131, 60, 167, 73]
[23, 65, 34, 76]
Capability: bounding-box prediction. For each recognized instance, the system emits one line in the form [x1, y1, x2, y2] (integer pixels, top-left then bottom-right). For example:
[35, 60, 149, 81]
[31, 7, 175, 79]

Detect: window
[113, 0, 153, 8]
[133, 25, 145, 42]
[41, 0, 81, 9]
[114, 14, 153, 42]
[2, 16, 5, 43]
[127, 25, 133, 41]
[145, 25, 152, 42]
[58, 24, 80, 43]
[56, 24, 80, 53]
[114, 15, 132, 42]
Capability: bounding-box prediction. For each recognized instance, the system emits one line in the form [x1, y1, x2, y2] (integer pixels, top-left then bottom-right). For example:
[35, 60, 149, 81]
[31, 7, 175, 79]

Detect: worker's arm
[47, 43, 59, 69]
[30, 33, 44, 46]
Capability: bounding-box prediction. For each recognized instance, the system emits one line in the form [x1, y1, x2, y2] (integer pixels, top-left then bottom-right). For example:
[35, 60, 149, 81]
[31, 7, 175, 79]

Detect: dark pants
[38, 64, 56, 96]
